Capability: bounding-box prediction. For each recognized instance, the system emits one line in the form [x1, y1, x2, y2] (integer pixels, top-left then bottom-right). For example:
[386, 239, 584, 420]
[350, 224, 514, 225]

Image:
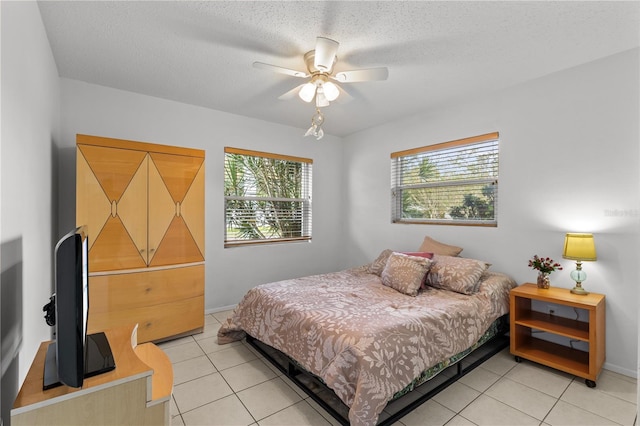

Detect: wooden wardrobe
[76, 134, 205, 342]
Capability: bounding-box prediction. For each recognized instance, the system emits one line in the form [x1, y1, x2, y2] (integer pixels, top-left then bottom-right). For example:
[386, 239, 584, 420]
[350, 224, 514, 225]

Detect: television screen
[82, 234, 88, 350]
[43, 226, 115, 390]
[54, 226, 86, 388]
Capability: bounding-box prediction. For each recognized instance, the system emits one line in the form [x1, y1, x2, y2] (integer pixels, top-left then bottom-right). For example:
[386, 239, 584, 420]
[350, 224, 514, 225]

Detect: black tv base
[43, 331, 116, 390]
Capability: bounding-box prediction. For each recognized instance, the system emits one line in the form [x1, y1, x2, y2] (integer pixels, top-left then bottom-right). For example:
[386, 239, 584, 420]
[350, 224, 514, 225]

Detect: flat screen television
[43, 225, 115, 390]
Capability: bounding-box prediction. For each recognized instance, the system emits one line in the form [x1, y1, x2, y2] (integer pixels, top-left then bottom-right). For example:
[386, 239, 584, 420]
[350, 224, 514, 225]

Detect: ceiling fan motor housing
[304, 50, 336, 75]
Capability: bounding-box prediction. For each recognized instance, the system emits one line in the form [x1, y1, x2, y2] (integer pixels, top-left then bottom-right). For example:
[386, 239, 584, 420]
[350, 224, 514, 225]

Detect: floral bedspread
[218, 267, 516, 425]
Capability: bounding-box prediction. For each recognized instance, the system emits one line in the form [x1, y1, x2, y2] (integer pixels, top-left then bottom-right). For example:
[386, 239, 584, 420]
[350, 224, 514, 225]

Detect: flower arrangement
[528, 255, 563, 274]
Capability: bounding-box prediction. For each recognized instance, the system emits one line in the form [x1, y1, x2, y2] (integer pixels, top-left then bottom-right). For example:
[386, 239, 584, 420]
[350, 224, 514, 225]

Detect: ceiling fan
[253, 36, 389, 108]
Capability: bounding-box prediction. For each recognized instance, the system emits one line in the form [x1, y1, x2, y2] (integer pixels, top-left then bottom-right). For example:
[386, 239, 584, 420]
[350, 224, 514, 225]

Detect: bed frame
[247, 314, 510, 426]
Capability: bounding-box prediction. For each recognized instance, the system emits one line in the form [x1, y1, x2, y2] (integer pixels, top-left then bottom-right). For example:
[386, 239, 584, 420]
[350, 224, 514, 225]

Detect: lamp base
[569, 266, 589, 295]
[570, 285, 589, 296]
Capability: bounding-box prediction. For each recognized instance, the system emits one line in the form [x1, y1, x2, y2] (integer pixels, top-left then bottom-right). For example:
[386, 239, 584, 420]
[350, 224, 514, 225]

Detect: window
[224, 147, 312, 247]
[391, 132, 499, 226]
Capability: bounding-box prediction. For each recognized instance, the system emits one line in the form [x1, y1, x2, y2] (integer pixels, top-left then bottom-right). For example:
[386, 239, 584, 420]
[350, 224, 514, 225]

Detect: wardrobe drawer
[89, 264, 204, 313]
[88, 296, 204, 343]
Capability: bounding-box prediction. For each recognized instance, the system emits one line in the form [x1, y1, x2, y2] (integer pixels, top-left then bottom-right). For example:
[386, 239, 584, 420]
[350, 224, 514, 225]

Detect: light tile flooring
[158, 312, 637, 426]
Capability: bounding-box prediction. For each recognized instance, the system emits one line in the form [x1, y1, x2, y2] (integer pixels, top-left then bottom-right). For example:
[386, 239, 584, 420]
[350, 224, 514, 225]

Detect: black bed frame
[246, 314, 510, 426]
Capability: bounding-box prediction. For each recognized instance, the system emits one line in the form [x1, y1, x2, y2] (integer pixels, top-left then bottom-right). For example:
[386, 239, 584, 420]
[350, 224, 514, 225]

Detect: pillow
[402, 251, 434, 259]
[381, 253, 433, 297]
[417, 236, 463, 257]
[425, 255, 489, 295]
[368, 250, 433, 276]
[401, 252, 434, 288]
[368, 249, 394, 276]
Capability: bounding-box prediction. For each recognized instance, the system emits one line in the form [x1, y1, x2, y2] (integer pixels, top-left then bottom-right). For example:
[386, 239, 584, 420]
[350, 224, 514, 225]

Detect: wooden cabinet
[12, 325, 173, 425]
[510, 283, 605, 387]
[76, 135, 205, 272]
[77, 134, 205, 342]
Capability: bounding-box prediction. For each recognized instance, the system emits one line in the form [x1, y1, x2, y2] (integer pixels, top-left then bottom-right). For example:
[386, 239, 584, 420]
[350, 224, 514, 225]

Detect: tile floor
[158, 312, 637, 426]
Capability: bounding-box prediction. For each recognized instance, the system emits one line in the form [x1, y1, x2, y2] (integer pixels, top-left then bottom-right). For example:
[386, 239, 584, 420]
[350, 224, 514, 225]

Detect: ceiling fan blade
[278, 84, 305, 100]
[314, 37, 339, 72]
[334, 67, 389, 83]
[253, 62, 308, 78]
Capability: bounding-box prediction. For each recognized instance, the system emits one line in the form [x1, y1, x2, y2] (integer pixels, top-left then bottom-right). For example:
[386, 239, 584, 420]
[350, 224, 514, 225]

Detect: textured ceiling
[38, 1, 639, 137]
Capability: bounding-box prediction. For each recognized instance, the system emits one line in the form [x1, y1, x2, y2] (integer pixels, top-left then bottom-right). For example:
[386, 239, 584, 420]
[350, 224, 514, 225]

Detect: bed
[218, 247, 516, 425]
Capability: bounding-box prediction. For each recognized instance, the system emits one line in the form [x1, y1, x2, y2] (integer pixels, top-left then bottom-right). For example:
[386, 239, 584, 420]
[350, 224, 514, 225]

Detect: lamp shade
[315, 90, 330, 107]
[323, 81, 340, 101]
[562, 233, 597, 261]
[298, 83, 317, 103]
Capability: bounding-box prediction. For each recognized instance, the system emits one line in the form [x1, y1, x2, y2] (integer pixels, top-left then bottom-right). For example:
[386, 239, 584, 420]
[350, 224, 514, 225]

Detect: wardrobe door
[147, 152, 205, 267]
[77, 144, 148, 272]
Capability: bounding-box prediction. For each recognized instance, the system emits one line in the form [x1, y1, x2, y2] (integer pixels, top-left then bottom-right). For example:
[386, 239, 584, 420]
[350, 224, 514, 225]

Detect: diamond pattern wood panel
[77, 144, 148, 271]
[77, 140, 205, 272]
[149, 152, 203, 204]
[118, 157, 148, 263]
[148, 152, 205, 266]
[78, 144, 147, 203]
[147, 159, 177, 266]
[76, 151, 111, 252]
[181, 164, 205, 256]
[89, 216, 147, 271]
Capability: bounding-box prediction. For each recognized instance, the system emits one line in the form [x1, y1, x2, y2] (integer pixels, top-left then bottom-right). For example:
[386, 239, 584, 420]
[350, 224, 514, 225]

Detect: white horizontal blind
[391, 132, 499, 226]
[224, 147, 312, 246]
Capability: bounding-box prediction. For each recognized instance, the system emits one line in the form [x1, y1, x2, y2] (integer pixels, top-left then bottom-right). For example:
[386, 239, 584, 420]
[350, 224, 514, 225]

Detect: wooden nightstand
[510, 283, 605, 387]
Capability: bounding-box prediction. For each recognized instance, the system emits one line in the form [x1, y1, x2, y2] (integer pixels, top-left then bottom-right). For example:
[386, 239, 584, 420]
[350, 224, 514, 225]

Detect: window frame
[390, 132, 499, 227]
[224, 147, 312, 247]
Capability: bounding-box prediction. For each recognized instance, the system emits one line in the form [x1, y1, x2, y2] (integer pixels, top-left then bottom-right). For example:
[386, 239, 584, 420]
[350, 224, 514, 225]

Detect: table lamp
[562, 233, 597, 295]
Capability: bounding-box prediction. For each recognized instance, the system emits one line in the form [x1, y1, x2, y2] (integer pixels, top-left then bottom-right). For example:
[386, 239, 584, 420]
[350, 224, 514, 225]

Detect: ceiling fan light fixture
[299, 82, 316, 102]
[255, 36, 389, 138]
[322, 81, 339, 101]
[315, 90, 330, 107]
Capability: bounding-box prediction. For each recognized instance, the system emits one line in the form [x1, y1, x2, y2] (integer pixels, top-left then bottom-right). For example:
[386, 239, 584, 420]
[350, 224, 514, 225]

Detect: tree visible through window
[391, 132, 499, 226]
[224, 147, 312, 246]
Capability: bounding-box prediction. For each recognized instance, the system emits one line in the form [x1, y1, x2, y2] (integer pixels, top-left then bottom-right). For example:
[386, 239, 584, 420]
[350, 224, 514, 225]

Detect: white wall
[0, 0, 61, 419]
[342, 48, 640, 377]
[58, 79, 346, 310]
[2, 11, 638, 423]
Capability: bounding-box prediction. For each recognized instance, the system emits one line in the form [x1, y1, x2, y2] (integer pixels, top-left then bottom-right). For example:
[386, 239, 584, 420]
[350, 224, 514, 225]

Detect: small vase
[537, 272, 550, 289]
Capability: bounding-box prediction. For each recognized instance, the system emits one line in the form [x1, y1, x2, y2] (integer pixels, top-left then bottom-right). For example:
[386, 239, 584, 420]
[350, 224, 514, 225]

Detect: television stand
[43, 332, 116, 390]
[12, 325, 172, 425]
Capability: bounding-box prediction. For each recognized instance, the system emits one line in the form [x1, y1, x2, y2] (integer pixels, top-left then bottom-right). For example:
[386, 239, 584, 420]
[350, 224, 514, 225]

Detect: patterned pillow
[417, 236, 463, 257]
[401, 252, 434, 288]
[381, 253, 433, 297]
[368, 249, 394, 276]
[425, 255, 489, 295]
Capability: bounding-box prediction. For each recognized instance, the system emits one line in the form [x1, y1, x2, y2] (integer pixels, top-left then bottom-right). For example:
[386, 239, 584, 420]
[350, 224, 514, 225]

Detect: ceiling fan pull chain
[304, 108, 325, 140]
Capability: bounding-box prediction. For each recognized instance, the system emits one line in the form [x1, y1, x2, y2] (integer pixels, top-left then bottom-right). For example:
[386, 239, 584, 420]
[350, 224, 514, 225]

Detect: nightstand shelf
[510, 283, 605, 387]
[516, 311, 589, 341]
[513, 336, 590, 376]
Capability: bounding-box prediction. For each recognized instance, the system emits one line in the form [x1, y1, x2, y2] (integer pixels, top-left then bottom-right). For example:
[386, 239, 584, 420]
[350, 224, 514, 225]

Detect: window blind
[224, 147, 312, 247]
[391, 132, 499, 226]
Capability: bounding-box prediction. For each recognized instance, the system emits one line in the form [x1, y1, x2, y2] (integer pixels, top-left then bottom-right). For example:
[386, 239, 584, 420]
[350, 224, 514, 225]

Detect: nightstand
[510, 283, 605, 387]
